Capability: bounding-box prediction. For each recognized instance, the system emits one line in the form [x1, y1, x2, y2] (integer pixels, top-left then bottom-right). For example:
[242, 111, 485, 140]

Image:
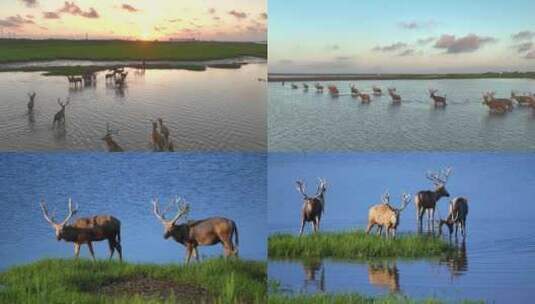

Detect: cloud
[19, 0, 37, 8]
[43, 11, 60, 19]
[208, 8, 216, 14]
[512, 30, 535, 41]
[154, 26, 166, 32]
[168, 18, 181, 23]
[434, 34, 496, 53]
[259, 12, 267, 20]
[514, 42, 533, 53]
[228, 10, 247, 19]
[58, 1, 99, 18]
[526, 50, 535, 59]
[372, 42, 407, 52]
[121, 4, 139, 13]
[417, 37, 435, 45]
[213, 16, 221, 21]
[399, 20, 435, 30]
[398, 49, 416, 56]
[0, 15, 35, 28]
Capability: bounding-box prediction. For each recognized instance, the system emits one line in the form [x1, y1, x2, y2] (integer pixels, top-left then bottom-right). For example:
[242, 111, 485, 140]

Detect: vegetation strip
[268, 231, 454, 259]
[0, 258, 266, 304]
[268, 293, 483, 304]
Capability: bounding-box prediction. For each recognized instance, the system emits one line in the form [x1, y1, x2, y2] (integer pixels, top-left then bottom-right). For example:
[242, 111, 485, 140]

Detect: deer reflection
[301, 260, 325, 293]
[367, 260, 400, 293]
[440, 240, 468, 279]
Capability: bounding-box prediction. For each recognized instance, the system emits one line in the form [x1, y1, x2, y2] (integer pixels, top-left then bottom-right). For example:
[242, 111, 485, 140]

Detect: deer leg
[185, 245, 193, 264]
[87, 242, 96, 261]
[377, 225, 383, 236]
[194, 247, 200, 261]
[314, 217, 320, 232]
[299, 218, 305, 236]
[74, 243, 81, 259]
[116, 242, 123, 262]
[365, 223, 374, 234]
[107, 239, 115, 260]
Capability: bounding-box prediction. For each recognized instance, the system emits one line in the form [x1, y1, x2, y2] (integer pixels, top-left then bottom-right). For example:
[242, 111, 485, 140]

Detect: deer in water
[101, 123, 124, 152]
[482, 92, 513, 113]
[151, 121, 165, 151]
[52, 98, 70, 126]
[415, 167, 452, 227]
[315, 83, 324, 93]
[291, 83, 298, 89]
[510, 91, 535, 107]
[158, 118, 170, 142]
[429, 89, 447, 107]
[350, 85, 359, 96]
[355, 89, 371, 103]
[372, 86, 382, 96]
[303, 83, 309, 91]
[115, 72, 128, 87]
[67, 76, 83, 87]
[27, 92, 36, 112]
[40, 199, 122, 261]
[327, 85, 339, 96]
[365, 191, 411, 238]
[152, 197, 239, 263]
[296, 178, 328, 235]
[439, 197, 468, 239]
[388, 88, 401, 103]
[105, 70, 115, 82]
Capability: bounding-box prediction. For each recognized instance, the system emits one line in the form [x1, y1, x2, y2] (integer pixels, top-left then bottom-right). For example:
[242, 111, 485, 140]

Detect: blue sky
[269, 0, 535, 73]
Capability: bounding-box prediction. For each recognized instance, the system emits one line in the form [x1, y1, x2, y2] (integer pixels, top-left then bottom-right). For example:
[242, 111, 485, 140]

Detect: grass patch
[268, 293, 483, 304]
[0, 39, 267, 63]
[268, 231, 454, 259]
[0, 258, 266, 304]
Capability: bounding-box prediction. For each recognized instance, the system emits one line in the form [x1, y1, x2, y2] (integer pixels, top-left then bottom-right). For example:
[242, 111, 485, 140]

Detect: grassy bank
[269, 294, 482, 304]
[0, 258, 266, 304]
[0, 39, 267, 63]
[268, 231, 453, 259]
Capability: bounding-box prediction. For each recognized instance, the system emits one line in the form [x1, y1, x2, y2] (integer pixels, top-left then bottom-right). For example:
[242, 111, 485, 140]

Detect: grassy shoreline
[268, 231, 454, 259]
[0, 258, 266, 303]
[268, 293, 482, 304]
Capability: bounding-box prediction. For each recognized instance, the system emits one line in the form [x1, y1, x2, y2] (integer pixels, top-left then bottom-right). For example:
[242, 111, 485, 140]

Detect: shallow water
[0, 63, 266, 151]
[0, 153, 266, 270]
[268, 79, 535, 151]
[267, 153, 535, 303]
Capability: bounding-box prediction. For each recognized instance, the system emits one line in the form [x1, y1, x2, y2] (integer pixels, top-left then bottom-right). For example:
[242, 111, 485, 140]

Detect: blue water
[0, 153, 266, 270]
[268, 153, 535, 303]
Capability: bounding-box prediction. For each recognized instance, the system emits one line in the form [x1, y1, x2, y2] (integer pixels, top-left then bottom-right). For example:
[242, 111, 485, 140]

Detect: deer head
[28, 92, 36, 101]
[40, 199, 78, 241]
[57, 98, 70, 109]
[152, 197, 190, 239]
[426, 167, 452, 198]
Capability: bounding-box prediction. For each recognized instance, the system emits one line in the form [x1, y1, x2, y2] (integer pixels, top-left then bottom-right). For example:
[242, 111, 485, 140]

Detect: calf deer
[429, 89, 447, 107]
[52, 98, 70, 126]
[296, 178, 328, 235]
[327, 85, 339, 96]
[439, 197, 468, 239]
[415, 168, 451, 227]
[27, 92, 36, 112]
[101, 123, 124, 152]
[366, 191, 411, 238]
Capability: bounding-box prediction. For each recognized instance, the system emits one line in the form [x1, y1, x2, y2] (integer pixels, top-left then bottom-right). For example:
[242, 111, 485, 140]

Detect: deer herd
[296, 167, 469, 240]
[39, 196, 238, 263]
[282, 82, 535, 111]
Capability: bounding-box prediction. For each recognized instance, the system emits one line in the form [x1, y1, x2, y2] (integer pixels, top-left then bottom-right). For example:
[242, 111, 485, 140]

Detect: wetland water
[268, 79, 535, 151]
[267, 153, 535, 303]
[0, 62, 266, 151]
[0, 153, 266, 270]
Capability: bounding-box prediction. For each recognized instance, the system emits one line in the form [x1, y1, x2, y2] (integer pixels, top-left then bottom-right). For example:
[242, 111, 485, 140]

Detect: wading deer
[327, 85, 339, 96]
[27, 92, 36, 112]
[40, 199, 122, 261]
[52, 98, 70, 126]
[158, 118, 170, 142]
[115, 72, 128, 87]
[365, 191, 411, 238]
[511, 91, 535, 107]
[372, 86, 382, 96]
[296, 178, 328, 235]
[429, 89, 446, 107]
[350, 85, 359, 96]
[152, 197, 239, 263]
[151, 121, 165, 151]
[105, 70, 115, 81]
[482, 92, 513, 113]
[439, 197, 468, 239]
[67, 76, 83, 87]
[388, 88, 401, 103]
[315, 83, 324, 93]
[303, 83, 309, 91]
[101, 123, 124, 152]
[359, 91, 371, 103]
[291, 83, 298, 89]
[415, 168, 452, 227]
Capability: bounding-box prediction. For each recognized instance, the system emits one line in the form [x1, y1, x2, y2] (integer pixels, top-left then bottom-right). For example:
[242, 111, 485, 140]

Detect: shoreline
[268, 72, 535, 81]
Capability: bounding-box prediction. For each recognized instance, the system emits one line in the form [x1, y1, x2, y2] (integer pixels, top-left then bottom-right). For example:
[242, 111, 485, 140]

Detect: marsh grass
[268, 294, 483, 304]
[0, 258, 266, 304]
[268, 231, 454, 259]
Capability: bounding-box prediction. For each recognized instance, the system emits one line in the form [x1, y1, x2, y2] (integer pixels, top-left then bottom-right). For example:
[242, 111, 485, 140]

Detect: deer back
[173, 217, 235, 246]
[368, 203, 397, 227]
[302, 198, 323, 220]
[415, 190, 439, 209]
[65, 215, 120, 242]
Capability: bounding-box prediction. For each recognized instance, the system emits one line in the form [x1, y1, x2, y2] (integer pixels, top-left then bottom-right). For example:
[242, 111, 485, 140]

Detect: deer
[510, 91, 535, 107]
[429, 89, 447, 107]
[52, 98, 70, 126]
[101, 123, 124, 152]
[296, 178, 328, 236]
[158, 118, 170, 142]
[327, 85, 339, 96]
[415, 167, 452, 228]
[482, 92, 513, 113]
[350, 85, 359, 96]
[27, 92, 36, 112]
[315, 83, 324, 93]
[372, 86, 382, 96]
[439, 197, 468, 239]
[388, 88, 401, 103]
[303, 83, 309, 91]
[152, 197, 239, 263]
[358, 90, 371, 103]
[151, 121, 165, 152]
[40, 199, 122, 261]
[291, 83, 298, 89]
[365, 191, 411, 238]
[115, 72, 128, 87]
[67, 76, 83, 87]
[105, 70, 115, 81]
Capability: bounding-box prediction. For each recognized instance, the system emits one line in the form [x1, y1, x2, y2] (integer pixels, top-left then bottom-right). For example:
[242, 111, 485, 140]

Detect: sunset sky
[0, 0, 266, 41]
[269, 0, 535, 73]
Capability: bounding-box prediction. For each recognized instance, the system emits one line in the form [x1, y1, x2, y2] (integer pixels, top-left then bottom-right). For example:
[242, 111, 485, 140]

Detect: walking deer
[372, 86, 382, 96]
[296, 178, 328, 235]
[482, 92, 513, 113]
[439, 197, 468, 239]
[52, 98, 70, 126]
[291, 83, 298, 89]
[101, 123, 124, 152]
[152, 197, 239, 263]
[415, 167, 452, 227]
[365, 191, 411, 238]
[151, 121, 165, 151]
[327, 85, 339, 96]
[315, 83, 324, 93]
[388, 88, 401, 103]
[510, 91, 535, 107]
[429, 89, 447, 107]
[27, 92, 36, 112]
[40, 199, 122, 261]
[158, 118, 170, 142]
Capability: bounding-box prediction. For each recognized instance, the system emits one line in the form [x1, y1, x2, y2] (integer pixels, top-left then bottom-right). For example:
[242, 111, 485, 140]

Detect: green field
[268, 231, 454, 259]
[0, 39, 266, 63]
[268, 294, 482, 304]
[0, 258, 266, 304]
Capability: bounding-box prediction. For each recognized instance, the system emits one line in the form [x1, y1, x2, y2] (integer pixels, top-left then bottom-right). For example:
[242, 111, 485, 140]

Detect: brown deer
[388, 88, 401, 103]
[52, 98, 70, 126]
[27, 92, 36, 112]
[482, 92, 513, 113]
[40, 199, 122, 261]
[439, 197, 468, 239]
[158, 118, 170, 142]
[151, 121, 165, 151]
[429, 89, 447, 107]
[365, 191, 411, 238]
[355, 89, 371, 103]
[296, 178, 328, 236]
[372, 86, 382, 96]
[101, 123, 124, 152]
[315, 83, 324, 93]
[105, 70, 115, 82]
[415, 167, 452, 227]
[510, 91, 535, 107]
[368, 261, 400, 293]
[152, 197, 239, 263]
[327, 85, 339, 96]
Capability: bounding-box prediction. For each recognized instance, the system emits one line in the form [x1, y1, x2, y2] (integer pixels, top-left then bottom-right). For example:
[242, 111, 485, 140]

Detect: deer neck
[60, 225, 80, 242]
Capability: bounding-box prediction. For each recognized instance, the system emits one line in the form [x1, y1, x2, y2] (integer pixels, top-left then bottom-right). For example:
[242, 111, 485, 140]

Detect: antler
[426, 167, 452, 186]
[57, 98, 63, 106]
[399, 193, 411, 211]
[40, 200, 57, 225]
[296, 180, 307, 198]
[381, 190, 391, 204]
[315, 177, 327, 195]
[171, 196, 190, 224]
[152, 198, 167, 223]
[105, 123, 119, 136]
[60, 198, 78, 226]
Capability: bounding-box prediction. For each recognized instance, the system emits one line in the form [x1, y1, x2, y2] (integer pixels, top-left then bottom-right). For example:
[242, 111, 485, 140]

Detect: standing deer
[482, 92, 513, 112]
[152, 197, 239, 263]
[40, 199, 122, 261]
[327, 85, 339, 96]
[415, 168, 452, 227]
[303, 83, 309, 91]
[372, 86, 382, 96]
[365, 191, 411, 238]
[67, 76, 83, 87]
[439, 197, 468, 239]
[52, 98, 70, 126]
[315, 83, 324, 93]
[151, 121, 165, 151]
[350, 85, 359, 96]
[296, 178, 328, 236]
[27, 92, 36, 112]
[158, 118, 170, 142]
[105, 70, 115, 82]
[101, 123, 124, 152]
[388, 88, 401, 103]
[291, 83, 298, 89]
[429, 89, 447, 107]
[510, 91, 535, 107]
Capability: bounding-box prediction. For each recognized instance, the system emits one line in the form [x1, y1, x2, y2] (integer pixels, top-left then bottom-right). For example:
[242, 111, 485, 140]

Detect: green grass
[0, 39, 267, 63]
[268, 294, 483, 304]
[268, 231, 454, 259]
[0, 64, 208, 76]
[0, 258, 266, 304]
